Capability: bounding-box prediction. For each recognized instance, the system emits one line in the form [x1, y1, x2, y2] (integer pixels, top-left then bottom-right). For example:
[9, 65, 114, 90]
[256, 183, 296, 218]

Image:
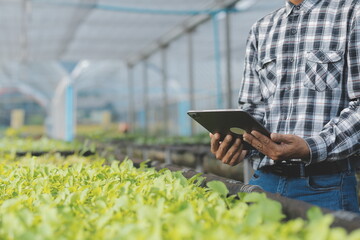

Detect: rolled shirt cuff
[304, 135, 328, 164]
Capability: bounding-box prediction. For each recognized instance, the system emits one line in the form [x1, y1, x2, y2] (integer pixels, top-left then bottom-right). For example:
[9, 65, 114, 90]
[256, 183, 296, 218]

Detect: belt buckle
[272, 165, 284, 175]
[282, 161, 306, 178]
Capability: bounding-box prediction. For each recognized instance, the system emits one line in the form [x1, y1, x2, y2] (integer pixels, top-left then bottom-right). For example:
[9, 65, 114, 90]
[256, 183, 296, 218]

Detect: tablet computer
[187, 109, 270, 150]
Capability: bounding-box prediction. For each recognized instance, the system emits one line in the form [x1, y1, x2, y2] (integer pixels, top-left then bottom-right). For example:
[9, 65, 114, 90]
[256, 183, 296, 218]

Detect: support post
[127, 64, 135, 133]
[188, 31, 195, 135]
[65, 82, 74, 142]
[225, 10, 233, 109]
[161, 46, 169, 136]
[211, 13, 224, 109]
[143, 60, 149, 136]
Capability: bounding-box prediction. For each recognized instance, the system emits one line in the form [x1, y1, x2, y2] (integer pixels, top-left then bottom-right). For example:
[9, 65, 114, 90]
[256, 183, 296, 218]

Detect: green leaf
[139, 159, 151, 170]
[173, 171, 188, 187]
[110, 160, 120, 172]
[206, 181, 229, 197]
[349, 229, 360, 240]
[307, 206, 323, 221]
[243, 193, 285, 223]
[188, 173, 205, 187]
[242, 192, 267, 203]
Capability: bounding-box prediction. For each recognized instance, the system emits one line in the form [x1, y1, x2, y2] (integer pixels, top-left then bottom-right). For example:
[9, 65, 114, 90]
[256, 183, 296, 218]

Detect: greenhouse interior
[1, 0, 360, 239]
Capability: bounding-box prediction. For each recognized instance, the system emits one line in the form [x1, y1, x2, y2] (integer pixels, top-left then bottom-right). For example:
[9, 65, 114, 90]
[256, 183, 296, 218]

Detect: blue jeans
[249, 169, 360, 213]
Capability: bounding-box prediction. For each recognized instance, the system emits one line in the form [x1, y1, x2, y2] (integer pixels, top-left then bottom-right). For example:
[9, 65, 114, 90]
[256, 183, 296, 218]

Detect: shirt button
[291, 29, 297, 34]
[296, 6, 301, 10]
[289, 58, 294, 63]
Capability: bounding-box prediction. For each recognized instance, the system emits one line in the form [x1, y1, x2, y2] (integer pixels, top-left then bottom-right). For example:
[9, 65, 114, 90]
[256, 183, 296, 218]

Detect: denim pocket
[256, 58, 277, 100]
[303, 50, 343, 91]
[306, 173, 343, 191]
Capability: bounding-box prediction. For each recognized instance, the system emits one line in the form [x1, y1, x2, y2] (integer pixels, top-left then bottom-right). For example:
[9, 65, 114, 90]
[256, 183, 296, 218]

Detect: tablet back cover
[187, 109, 270, 149]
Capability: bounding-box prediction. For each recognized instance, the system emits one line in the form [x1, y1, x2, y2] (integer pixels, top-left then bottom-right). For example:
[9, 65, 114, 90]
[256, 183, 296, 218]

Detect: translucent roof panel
[0, 0, 242, 62]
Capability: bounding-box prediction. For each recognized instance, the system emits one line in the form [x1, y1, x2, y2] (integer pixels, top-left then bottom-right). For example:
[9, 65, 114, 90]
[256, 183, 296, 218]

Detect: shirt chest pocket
[256, 58, 277, 100]
[304, 50, 343, 91]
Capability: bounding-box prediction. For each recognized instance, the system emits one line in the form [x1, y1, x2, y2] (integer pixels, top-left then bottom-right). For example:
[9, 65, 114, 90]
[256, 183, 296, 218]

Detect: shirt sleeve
[347, 5, 360, 100]
[238, 24, 266, 124]
[304, 7, 360, 164]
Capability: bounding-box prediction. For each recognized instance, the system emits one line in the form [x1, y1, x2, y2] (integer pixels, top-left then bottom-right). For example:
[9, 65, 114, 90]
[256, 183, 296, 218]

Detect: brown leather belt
[259, 158, 359, 178]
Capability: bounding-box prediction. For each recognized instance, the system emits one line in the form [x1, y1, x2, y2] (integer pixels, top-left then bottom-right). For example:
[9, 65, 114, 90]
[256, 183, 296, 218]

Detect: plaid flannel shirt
[239, 0, 360, 169]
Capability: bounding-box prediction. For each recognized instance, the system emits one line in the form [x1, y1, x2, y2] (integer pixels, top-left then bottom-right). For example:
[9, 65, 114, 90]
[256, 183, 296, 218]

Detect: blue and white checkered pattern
[239, 0, 360, 169]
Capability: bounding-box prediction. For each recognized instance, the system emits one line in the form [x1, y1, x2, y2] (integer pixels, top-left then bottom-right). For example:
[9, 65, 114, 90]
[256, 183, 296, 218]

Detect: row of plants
[1, 126, 211, 149]
[0, 153, 358, 239]
[1, 126, 45, 139]
[0, 137, 89, 154]
[76, 126, 211, 146]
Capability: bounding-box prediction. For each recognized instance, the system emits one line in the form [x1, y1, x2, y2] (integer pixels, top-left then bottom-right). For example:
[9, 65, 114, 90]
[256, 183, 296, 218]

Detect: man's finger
[243, 132, 264, 151]
[228, 151, 242, 166]
[223, 137, 242, 164]
[228, 142, 245, 166]
[244, 131, 281, 156]
[251, 131, 272, 145]
[250, 131, 285, 155]
[271, 132, 294, 144]
[210, 133, 221, 154]
[217, 134, 233, 160]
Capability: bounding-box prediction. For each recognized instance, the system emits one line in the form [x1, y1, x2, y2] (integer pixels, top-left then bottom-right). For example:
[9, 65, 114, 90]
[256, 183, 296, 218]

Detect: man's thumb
[270, 133, 288, 143]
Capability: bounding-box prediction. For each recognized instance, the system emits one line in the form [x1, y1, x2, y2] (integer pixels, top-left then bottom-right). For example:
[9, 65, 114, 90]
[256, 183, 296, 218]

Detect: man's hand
[210, 133, 248, 166]
[243, 131, 310, 161]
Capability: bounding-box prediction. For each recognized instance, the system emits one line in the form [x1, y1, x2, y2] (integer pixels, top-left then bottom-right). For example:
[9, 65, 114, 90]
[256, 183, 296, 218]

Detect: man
[210, 0, 360, 212]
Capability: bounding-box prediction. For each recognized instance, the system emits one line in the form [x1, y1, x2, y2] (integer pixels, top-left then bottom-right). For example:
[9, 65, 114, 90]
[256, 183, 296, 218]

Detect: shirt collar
[285, 0, 320, 16]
